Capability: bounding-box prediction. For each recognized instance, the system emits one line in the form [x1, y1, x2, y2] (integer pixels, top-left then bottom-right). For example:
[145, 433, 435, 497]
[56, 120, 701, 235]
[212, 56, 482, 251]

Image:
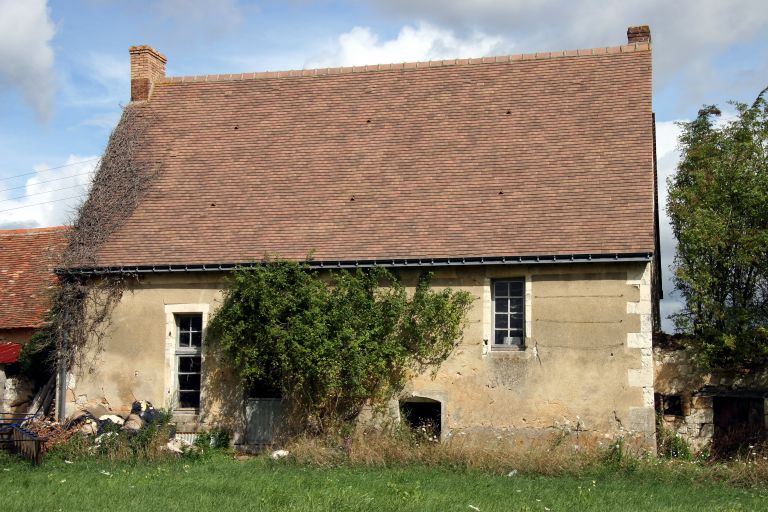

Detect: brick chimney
[627, 25, 651, 44]
[129, 45, 167, 101]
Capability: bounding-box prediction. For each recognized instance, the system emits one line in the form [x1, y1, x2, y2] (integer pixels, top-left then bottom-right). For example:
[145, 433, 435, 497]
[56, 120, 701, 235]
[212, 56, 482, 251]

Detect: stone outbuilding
[654, 338, 768, 455]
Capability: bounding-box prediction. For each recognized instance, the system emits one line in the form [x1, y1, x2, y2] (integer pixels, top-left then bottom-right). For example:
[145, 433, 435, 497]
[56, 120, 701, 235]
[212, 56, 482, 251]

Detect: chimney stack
[129, 45, 167, 101]
[627, 25, 651, 44]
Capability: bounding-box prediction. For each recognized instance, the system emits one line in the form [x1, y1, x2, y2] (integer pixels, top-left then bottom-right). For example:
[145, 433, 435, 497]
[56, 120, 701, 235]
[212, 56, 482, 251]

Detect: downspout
[55, 309, 68, 421]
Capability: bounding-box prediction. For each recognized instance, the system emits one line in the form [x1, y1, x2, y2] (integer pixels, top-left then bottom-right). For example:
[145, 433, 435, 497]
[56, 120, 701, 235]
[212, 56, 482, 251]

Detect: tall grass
[281, 428, 768, 488]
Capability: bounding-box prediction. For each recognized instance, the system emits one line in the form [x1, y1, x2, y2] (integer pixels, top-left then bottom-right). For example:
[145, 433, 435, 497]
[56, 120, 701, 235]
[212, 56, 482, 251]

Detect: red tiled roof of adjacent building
[90, 38, 655, 268]
[0, 342, 22, 364]
[0, 226, 69, 329]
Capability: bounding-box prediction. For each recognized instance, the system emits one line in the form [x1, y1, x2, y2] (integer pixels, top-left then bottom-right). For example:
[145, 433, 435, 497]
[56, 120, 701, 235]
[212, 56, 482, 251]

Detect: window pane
[179, 391, 200, 409]
[178, 332, 191, 347]
[506, 334, 523, 347]
[179, 316, 190, 331]
[189, 315, 202, 332]
[495, 314, 508, 329]
[493, 281, 508, 297]
[178, 356, 201, 373]
[179, 374, 201, 391]
[509, 316, 523, 329]
[508, 281, 524, 296]
[494, 330, 507, 345]
[508, 298, 524, 313]
[190, 331, 202, 348]
[494, 298, 508, 314]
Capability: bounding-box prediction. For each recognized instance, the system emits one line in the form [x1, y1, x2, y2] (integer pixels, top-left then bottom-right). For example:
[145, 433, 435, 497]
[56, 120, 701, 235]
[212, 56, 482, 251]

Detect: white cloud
[0, 155, 98, 229]
[77, 111, 122, 130]
[0, 0, 56, 118]
[361, 0, 768, 104]
[307, 22, 507, 68]
[61, 52, 128, 108]
[655, 120, 685, 331]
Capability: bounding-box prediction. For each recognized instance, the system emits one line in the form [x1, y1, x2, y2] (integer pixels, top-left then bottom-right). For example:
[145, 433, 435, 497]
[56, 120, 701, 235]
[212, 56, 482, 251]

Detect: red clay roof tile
[0, 227, 69, 328]
[90, 43, 654, 267]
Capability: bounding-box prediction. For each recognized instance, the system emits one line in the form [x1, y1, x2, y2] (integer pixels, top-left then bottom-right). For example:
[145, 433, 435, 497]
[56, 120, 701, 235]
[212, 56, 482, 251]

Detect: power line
[0, 157, 100, 182]
[0, 171, 94, 194]
[0, 183, 89, 204]
[0, 195, 84, 214]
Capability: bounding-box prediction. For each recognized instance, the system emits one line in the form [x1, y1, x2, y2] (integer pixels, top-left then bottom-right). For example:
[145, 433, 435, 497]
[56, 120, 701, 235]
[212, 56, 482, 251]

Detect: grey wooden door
[244, 398, 284, 444]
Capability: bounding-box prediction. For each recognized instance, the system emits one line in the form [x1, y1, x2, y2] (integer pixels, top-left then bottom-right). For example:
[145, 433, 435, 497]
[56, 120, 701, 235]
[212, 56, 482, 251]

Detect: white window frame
[483, 275, 532, 355]
[164, 303, 209, 414]
[490, 278, 526, 351]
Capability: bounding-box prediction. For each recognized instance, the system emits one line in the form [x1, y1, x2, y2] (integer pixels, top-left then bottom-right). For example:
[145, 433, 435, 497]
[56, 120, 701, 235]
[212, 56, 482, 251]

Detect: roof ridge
[161, 42, 651, 85]
[0, 225, 70, 235]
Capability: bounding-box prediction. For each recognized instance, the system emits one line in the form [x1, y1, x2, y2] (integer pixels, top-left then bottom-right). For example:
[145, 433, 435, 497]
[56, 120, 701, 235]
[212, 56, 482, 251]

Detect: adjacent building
[0, 226, 69, 413]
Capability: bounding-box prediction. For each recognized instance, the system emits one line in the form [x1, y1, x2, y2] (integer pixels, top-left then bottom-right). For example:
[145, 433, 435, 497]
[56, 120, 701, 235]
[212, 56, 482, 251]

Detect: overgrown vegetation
[15, 326, 56, 385]
[667, 86, 768, 369]
[656, 420, 694, 461]
[207, 262, 473, 435]
[50, 104, 159, 375]
[38, 411, 231, 463]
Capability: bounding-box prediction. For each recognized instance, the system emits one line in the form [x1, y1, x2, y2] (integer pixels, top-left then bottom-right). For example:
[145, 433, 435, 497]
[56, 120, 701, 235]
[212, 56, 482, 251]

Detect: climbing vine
[52, 104, 160, 373]
[206, 261, 474, 434]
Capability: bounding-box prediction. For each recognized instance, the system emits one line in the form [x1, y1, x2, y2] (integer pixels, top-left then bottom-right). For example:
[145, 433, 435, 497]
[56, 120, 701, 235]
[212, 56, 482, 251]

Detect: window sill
[172, 412, 203, 433]
[485, 346, 535, 359]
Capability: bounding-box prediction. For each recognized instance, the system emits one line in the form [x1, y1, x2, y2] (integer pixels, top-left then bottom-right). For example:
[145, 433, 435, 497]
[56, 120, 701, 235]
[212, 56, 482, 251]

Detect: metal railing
[0, 413, 47, 465]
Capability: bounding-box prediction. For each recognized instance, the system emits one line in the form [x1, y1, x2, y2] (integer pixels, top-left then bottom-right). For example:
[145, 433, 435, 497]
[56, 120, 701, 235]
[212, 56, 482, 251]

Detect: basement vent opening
[654, 393, 684, 417]
[400, 398, 441, 438]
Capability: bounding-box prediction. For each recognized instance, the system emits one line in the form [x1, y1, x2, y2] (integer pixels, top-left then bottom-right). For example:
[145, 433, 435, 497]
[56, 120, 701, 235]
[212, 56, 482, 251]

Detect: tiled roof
[0, 227, 69, 329]
[92, 42, 654, 267]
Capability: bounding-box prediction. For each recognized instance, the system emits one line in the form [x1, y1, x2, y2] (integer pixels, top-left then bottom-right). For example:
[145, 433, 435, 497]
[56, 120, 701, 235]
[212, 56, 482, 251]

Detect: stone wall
[66, 261, 657, 450]
[0, 367, 34, 414]
[654, 347, 768, 453]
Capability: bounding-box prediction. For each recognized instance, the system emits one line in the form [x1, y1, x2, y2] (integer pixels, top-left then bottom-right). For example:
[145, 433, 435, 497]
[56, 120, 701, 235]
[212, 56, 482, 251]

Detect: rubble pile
[24, 400, 181, 452]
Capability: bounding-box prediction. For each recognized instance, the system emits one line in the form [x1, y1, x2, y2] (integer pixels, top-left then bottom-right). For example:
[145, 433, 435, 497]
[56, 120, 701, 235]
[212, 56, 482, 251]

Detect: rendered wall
[65, 261, 656, 449]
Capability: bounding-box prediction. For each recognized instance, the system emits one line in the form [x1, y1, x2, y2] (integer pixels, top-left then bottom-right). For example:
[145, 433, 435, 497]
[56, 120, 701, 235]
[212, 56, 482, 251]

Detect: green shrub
[656, 419, 694, 460]
[195, 428, 230, 450]
[16, 326, 56, 385]
[207, 262, 473, 435]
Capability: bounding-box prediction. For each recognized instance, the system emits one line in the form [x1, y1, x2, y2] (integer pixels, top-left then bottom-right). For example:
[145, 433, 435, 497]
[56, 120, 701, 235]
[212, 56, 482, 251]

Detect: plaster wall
[65, 261, 655, 449]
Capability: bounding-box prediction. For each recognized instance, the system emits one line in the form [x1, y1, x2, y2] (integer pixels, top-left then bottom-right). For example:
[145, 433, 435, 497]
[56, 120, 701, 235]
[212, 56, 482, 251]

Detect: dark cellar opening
[400, 398, 441, 437]
[713, 396, 766, 456]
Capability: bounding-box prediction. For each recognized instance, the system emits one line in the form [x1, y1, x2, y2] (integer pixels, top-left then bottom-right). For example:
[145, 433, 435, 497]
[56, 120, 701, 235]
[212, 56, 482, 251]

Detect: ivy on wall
[207, 261, 474, 434]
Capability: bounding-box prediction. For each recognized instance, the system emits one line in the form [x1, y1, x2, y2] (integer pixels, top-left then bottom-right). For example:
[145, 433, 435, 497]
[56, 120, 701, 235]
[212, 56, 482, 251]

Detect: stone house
[0, 226, 69, 413]
[60, 26, 662, 450]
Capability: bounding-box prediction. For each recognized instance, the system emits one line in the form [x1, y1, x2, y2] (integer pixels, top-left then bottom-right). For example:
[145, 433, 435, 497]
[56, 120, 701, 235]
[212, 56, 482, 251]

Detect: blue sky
[1, 0, 767, 330]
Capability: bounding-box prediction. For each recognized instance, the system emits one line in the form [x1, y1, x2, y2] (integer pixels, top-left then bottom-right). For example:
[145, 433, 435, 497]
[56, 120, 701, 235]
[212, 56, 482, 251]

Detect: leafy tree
[207, 261, 473, 434]
[667, 87, 768, 368]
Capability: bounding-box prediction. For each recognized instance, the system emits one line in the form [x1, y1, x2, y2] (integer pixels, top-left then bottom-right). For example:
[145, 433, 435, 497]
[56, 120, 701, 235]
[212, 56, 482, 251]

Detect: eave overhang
[58, 252, 653, 276]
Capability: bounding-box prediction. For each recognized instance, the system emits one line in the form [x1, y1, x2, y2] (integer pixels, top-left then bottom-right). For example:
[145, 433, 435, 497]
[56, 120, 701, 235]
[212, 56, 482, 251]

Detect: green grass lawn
[1, 453, 766, 512]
